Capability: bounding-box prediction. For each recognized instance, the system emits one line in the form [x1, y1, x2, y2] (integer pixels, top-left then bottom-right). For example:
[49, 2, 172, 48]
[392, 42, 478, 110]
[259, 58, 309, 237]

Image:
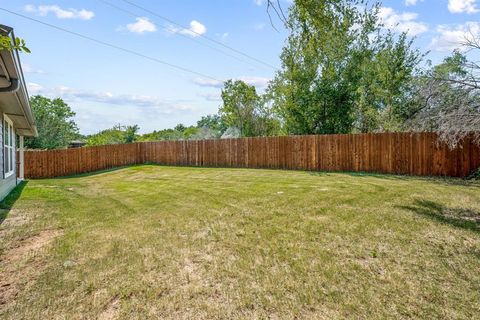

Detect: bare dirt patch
[0, 229, 62, 307]
[98, 296, 120, 320]
[1, 214, 30, 228]
[5, 229, 61, 263]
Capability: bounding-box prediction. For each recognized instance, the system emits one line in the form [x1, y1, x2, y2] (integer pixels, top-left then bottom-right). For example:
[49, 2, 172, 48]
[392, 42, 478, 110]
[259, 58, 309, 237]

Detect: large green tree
[220, 80, 260, 137]
[352, 33, 422, 132]
[25, 96, 79, 149]
[197, 114, 227, 134]
[125, 125, 140, 143]
[138, 125, 201, 142]
[86, 124, 140, 146]
[406, 51, 480, 147]
[268, 0, 422, 134]
[220, 80, 279, 137]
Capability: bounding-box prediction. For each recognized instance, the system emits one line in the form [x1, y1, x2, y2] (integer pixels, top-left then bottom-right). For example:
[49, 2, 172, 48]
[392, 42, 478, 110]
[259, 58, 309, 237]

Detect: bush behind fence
[23, 132, 480, 179]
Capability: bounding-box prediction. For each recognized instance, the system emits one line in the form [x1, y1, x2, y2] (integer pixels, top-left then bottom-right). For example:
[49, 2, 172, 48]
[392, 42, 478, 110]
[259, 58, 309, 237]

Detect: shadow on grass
[34, 164, 198, 180]
[53, 166, 136, 180]
[0, 180, 29, 224]
[309, 171, 480, 188]
[397, 199, 480, 233]
[30, 163, 480, 189]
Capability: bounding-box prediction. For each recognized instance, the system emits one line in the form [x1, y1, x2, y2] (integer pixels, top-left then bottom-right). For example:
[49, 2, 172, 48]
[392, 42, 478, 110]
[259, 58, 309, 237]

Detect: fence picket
[21, 133, 480, 179]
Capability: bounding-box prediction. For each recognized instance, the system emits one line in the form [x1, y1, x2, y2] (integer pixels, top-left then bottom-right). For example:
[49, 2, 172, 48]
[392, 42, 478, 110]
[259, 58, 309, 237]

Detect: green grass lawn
[0, 165, 479, 319]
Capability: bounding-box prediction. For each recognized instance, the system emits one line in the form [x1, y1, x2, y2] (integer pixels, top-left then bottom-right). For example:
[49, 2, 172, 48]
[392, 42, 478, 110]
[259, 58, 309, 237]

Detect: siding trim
[3, 114, 15, 178]
[2, 113, 4, 180]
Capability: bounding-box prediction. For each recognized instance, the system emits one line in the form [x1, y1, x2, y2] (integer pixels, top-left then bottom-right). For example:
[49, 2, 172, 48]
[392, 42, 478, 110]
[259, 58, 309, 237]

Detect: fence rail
[22, 132, 480, 179]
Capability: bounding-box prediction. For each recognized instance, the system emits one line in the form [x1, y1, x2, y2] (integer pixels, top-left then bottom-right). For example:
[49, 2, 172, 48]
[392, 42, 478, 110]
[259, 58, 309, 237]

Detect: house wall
[0, 112, 18, 201]
[0, 113, 3, 177]
[0, 172, 17, 200]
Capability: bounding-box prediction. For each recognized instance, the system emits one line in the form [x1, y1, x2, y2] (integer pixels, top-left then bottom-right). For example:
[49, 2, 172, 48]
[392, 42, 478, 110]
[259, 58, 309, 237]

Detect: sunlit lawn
[1, 165, 479, 319]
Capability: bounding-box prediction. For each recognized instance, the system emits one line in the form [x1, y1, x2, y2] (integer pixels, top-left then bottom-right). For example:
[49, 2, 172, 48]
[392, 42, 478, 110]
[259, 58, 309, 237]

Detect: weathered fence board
[22, 133, 480, 179]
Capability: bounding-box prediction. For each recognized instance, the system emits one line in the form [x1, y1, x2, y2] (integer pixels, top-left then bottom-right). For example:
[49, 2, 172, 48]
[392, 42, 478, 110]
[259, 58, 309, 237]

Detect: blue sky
[1, 0, 479, 134]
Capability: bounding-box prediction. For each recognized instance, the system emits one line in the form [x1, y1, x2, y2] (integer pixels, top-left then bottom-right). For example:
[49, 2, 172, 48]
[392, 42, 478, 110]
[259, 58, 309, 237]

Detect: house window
[4, 115, 14, 178]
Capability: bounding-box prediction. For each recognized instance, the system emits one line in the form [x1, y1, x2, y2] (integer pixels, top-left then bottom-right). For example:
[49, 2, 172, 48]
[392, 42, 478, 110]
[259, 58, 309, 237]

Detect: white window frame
[4, 114, 15, 178]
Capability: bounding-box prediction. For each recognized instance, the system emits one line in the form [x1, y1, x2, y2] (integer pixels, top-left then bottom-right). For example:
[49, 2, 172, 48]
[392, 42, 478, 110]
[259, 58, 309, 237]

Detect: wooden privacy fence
[23, 132, 480, 179]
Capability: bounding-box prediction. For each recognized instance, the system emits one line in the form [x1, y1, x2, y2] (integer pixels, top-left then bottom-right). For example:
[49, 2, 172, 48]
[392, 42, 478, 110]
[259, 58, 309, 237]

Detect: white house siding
[0, 113, 17, 201]
[0, 173, 17, 200]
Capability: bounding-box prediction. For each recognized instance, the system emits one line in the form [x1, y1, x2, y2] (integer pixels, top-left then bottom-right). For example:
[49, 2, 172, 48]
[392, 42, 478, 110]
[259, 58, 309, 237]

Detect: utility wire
[97, 0, 272, 71]
[0, 8, 222, 82]
[119, 0, 277, 70]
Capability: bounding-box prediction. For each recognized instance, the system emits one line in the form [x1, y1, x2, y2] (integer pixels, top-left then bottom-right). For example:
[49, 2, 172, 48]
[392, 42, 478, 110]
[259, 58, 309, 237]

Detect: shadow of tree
[52, 164, 170, 180]
[397, 199, 480, 233]
[0, 180, 28, 224]
[309, 171, 480, 188]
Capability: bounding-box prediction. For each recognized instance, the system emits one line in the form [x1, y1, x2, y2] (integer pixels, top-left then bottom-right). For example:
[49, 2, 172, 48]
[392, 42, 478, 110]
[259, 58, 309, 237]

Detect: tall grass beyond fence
[22, 132, 480, 179]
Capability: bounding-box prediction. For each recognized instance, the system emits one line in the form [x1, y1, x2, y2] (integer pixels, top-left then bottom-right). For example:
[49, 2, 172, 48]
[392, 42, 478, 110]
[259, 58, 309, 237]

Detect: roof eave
[0, 25, 38, 137]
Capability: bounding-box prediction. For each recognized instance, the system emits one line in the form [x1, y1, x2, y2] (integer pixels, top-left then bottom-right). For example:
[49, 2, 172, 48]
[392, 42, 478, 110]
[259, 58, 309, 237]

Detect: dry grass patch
[0, 166, 479, 319]
[98, 296, 121, 320]
[0, 229, 62, 306]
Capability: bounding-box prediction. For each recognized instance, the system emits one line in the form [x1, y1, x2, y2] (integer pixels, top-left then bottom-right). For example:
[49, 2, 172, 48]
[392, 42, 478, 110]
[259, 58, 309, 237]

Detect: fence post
[20, 133, 480, 179]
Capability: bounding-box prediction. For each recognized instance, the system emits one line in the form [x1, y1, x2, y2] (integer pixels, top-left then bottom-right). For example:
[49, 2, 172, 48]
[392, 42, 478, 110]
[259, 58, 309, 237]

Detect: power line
[118, 0, 277, 70]
[97, 0, 272, 71]
[0, 8, 222, 82]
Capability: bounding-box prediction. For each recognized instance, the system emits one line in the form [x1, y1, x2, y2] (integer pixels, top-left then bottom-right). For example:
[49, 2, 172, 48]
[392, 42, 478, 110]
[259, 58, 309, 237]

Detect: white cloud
[198, 92, 221, 101]
[26, 84, 193, 113]
[168, 20, 207, 37]
[379, 7, 428, 36]
[253, 23, 266, 31]
[448, 0, 479, 14]
[194, 78, 224, 88]
[24, 4, 94, 20]
[430, 21, 480, 51]
[194, 76, 271, 101]
[125, 17, 157, 34]
[22, 63, 45, 74]
[217, 32, 229, 41]
[193, 76, 270, 89]
[254, 0, 263, 5]
[27, 84, 202, 134]
[27, 82, 44, 94]
[238, 76, 271, 88]
[23, 4, 35, 12]
[405, 0, 423, 6]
